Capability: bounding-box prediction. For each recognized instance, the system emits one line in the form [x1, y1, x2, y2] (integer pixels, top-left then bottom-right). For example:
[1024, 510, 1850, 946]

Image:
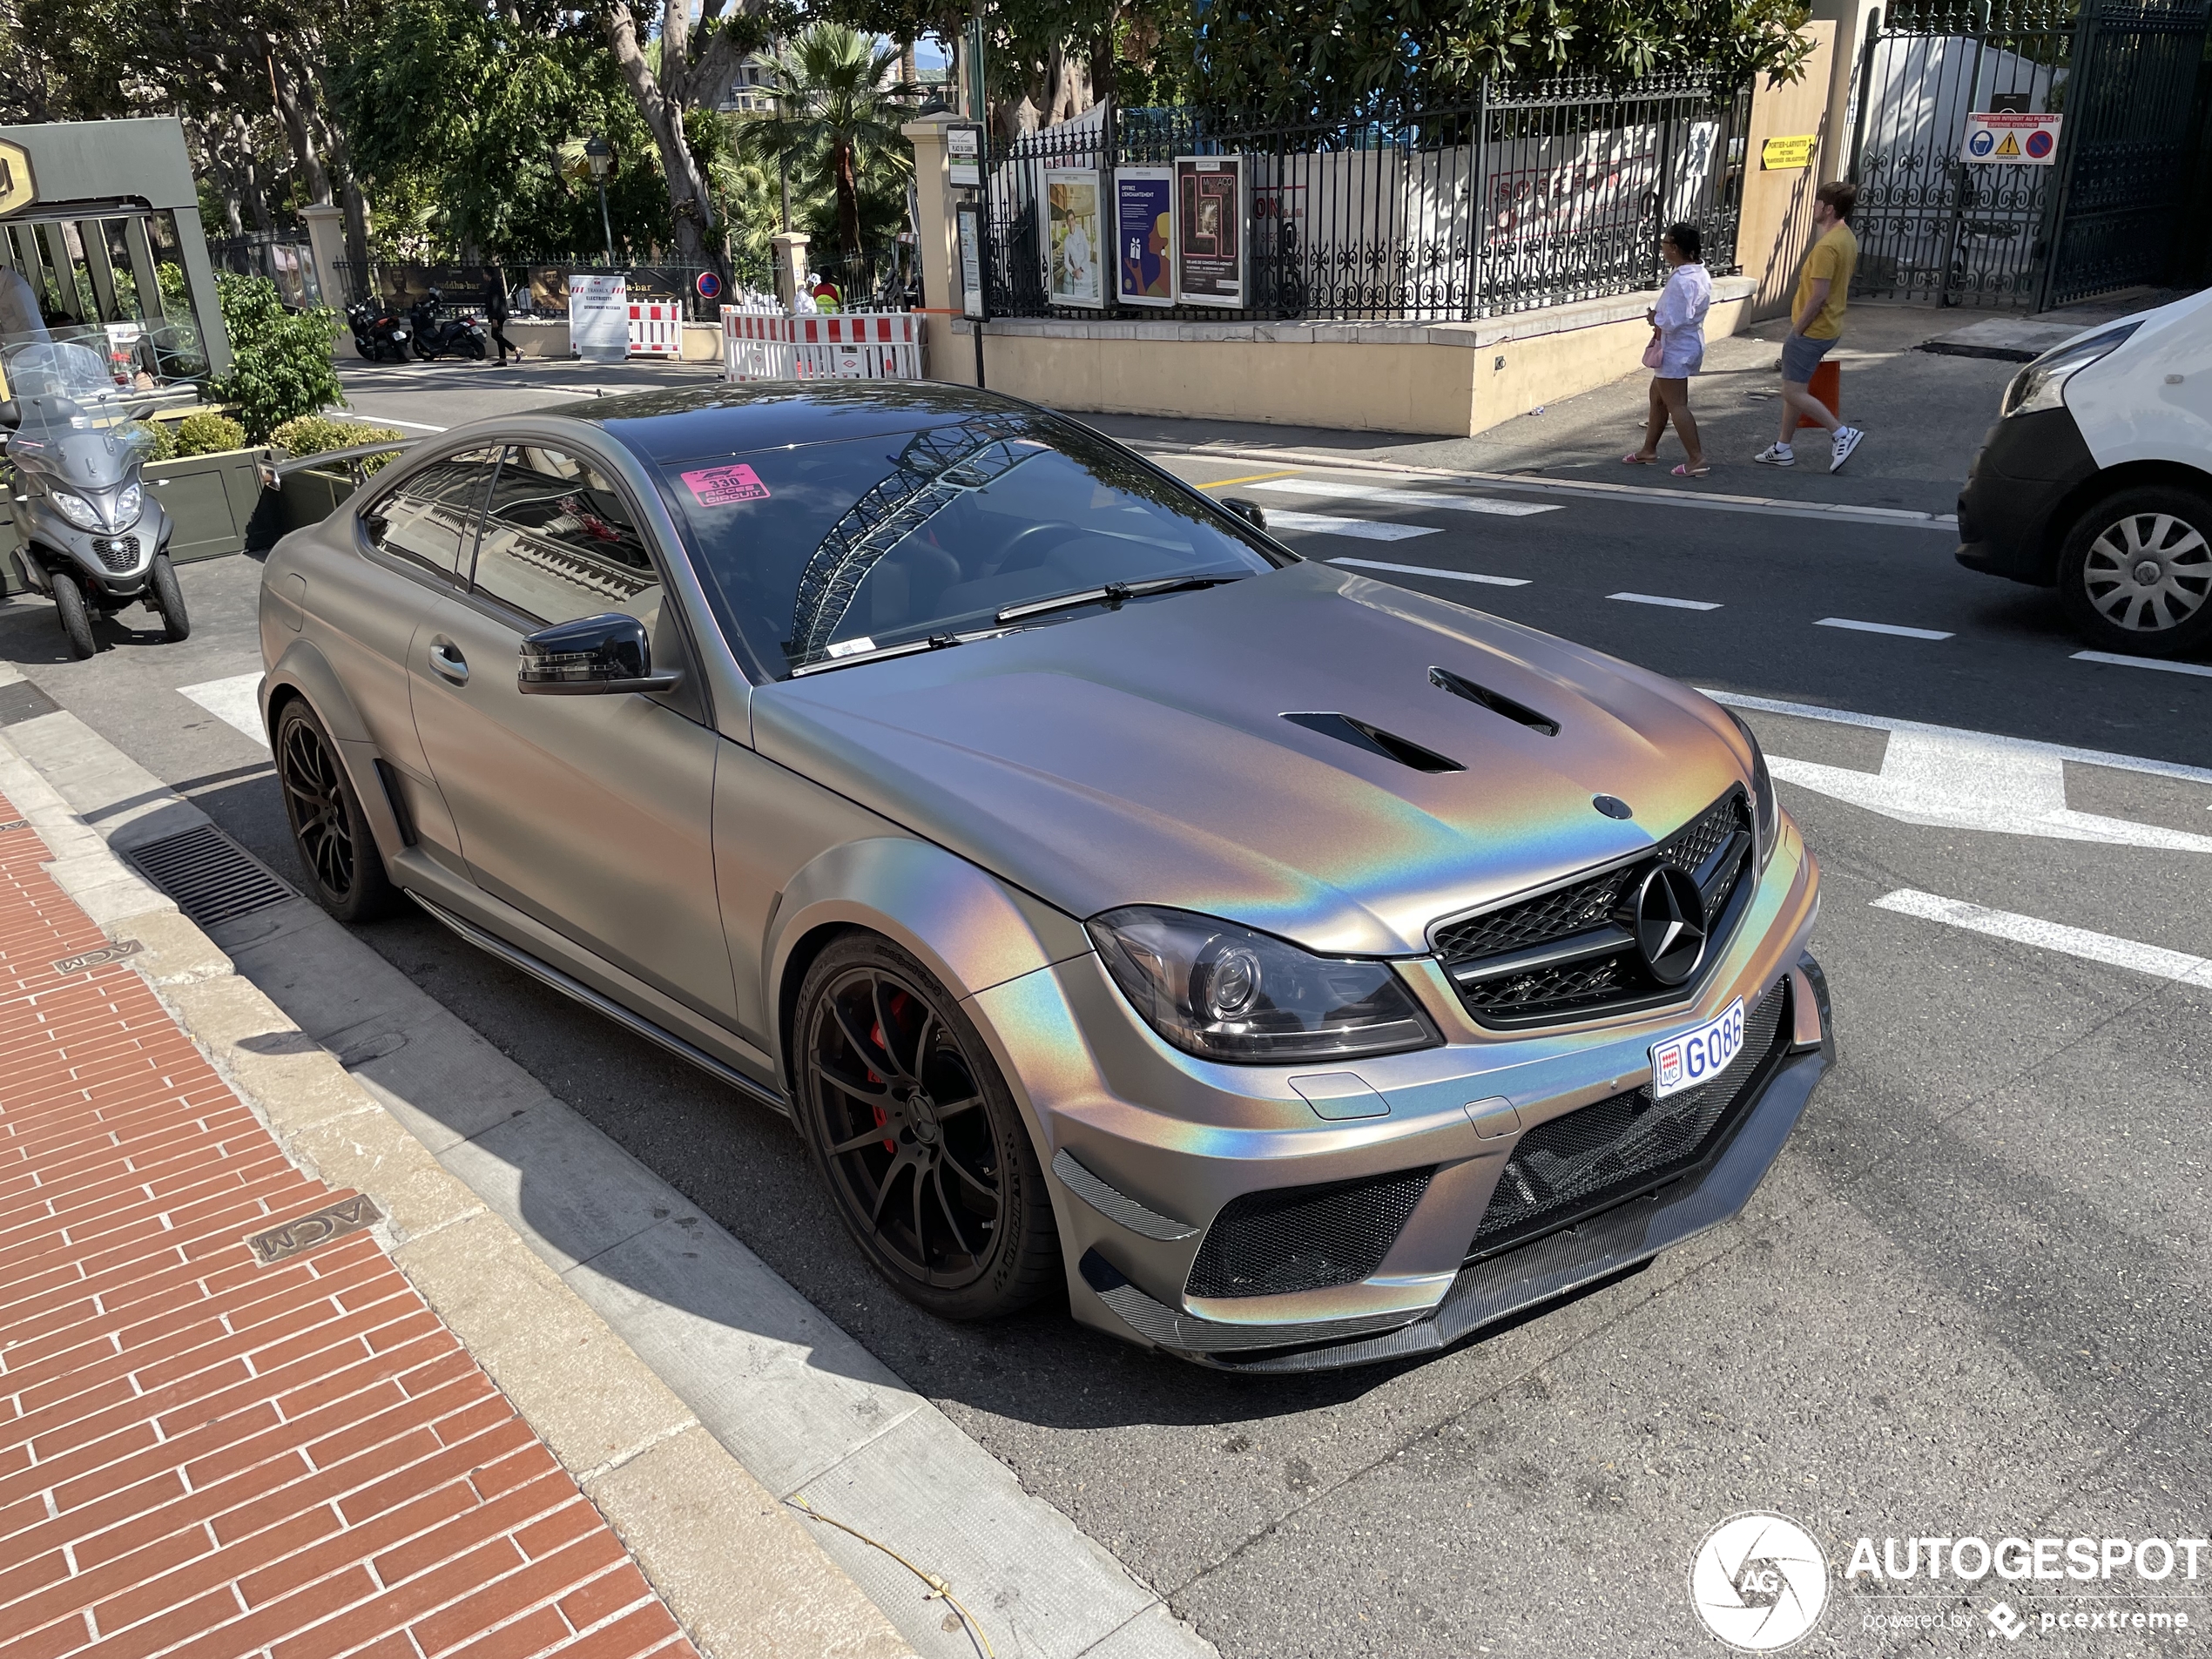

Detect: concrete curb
[0, 690, 916, 1659]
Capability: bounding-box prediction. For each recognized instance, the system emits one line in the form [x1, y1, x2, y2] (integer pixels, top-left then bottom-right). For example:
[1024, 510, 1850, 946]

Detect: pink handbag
[1642, 328, 1665, 370]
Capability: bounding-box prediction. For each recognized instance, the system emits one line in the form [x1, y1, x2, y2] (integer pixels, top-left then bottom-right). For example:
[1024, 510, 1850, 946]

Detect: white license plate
[1649, 998, 1745, 1099]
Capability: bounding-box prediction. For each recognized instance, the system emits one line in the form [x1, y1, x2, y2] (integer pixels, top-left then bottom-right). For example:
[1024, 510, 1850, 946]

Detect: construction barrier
[628, 300, 684, 358]
[720, 308, 924, 381]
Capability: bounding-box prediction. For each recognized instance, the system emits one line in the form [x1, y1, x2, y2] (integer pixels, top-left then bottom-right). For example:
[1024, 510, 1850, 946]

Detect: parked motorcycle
[0, 341, 185, 659]
[407, 292, 486, 361]
[346, 301, 411, 364]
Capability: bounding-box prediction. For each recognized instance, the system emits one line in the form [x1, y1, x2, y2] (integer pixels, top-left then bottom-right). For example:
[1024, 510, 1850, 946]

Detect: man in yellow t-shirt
[1755, 181, 1867, 473]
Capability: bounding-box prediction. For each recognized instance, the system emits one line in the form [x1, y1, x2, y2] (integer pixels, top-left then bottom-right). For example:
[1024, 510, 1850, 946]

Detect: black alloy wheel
[795, 935, 1059, 1319]
[275, 700, 400, 922]
[51, 571, 97, 659]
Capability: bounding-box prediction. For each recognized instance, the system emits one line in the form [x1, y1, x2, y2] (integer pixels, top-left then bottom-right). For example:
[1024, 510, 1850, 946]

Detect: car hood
[752, 563, 1750, 956]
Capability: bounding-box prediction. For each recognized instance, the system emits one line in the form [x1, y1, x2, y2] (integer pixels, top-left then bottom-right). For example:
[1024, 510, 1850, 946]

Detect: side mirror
[518, 612, 681, 695]
[1222, 496, 1267, 531]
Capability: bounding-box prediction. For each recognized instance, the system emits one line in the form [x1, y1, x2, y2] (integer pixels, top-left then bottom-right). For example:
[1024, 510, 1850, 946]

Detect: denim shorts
[1782, 331, 1837, 383]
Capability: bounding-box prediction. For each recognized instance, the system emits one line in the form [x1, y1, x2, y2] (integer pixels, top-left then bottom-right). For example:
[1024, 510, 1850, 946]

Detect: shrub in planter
[131, 421, 178, 462]
[174, 411, 248, 456]
[271, 415, 407, 475]
[206, 273, 346, 443]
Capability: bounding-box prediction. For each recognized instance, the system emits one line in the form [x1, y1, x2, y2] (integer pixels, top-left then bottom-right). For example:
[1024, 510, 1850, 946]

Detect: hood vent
[1281, 711, 1464, 773]
[1428, 665, 1560, 737]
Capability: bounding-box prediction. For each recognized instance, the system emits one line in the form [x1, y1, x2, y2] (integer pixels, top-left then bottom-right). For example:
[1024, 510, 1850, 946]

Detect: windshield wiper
[788, 634, 962, 678]
[995, 573, 1243, 627]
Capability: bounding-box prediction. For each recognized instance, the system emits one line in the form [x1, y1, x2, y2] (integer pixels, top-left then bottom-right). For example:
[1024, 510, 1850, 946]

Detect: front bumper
[969, 815, 1827, 1372]
[1955, 405, 2098, 585]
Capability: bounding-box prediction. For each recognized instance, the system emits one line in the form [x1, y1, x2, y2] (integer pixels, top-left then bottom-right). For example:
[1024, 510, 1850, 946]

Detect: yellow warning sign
[1994, 132, 2020, 157]
[1761, 135, 1817, 171]
[0, 139, 34, 216]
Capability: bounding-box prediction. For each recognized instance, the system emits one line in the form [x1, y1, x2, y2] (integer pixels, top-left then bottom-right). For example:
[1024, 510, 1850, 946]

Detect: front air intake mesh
[1187, 1168, 1433, 1299]
[1469, 977, 1789, 1255]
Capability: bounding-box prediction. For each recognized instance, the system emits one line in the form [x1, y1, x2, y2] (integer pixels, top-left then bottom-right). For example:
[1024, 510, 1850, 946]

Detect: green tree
[741, 23, 911, 265]
[206, 273, 343, 442]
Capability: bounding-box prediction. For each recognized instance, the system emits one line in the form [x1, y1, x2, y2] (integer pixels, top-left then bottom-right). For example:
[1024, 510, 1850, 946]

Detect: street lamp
[583, 135, 616, 268]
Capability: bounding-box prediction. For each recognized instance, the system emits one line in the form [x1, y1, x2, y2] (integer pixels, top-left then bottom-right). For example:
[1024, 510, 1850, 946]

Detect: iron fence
[981, 77, 1753, 325]
[332, 260, 722, 320]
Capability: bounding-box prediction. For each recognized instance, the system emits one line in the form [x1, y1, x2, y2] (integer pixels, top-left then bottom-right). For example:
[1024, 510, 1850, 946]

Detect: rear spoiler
[256, 438, 420, 491]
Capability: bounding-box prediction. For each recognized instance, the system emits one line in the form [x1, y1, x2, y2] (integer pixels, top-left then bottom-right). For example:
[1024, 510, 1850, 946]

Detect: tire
[274, 698, 401, 922]
[793, 934, 1060, 1319]
[466, 337, 485, 360]
[51, 570, 97, 659]
[148, 552, 190, 642]
[2057, 483, 2212, 658]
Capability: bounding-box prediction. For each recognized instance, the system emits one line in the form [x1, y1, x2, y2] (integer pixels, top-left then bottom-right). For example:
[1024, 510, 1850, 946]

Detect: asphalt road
[3, 347, 2209, 1658]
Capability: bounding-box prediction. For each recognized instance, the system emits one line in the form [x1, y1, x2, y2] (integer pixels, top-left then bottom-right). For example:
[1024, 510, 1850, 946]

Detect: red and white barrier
[720, 308, 924, 382]
[628, 301, 684, 358]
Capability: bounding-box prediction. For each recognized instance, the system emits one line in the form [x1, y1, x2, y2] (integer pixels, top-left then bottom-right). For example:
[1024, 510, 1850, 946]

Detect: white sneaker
[1831, 426, 1865, 472]
[1753, 443, 1796, 467]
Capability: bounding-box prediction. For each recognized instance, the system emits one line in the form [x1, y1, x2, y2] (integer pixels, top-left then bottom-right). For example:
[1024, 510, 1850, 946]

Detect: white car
[1956, 287, 2212, 657]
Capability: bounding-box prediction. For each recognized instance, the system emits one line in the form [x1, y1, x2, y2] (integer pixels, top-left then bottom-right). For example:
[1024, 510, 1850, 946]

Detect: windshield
[652, 410, 1283, 678]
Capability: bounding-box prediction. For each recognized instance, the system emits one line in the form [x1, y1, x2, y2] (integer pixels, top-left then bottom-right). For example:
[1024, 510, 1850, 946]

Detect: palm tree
[742, 24, 912, 266]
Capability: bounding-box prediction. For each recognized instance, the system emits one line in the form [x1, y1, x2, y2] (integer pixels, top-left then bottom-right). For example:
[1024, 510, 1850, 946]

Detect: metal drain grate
[126, 823, 298, 927]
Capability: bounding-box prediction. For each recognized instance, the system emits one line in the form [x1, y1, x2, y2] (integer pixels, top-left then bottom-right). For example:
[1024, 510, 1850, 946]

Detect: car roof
[541, 381, 1030, 466]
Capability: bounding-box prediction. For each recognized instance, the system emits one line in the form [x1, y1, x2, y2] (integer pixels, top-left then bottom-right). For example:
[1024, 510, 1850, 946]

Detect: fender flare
[262, 637, 408, 859]
[764, 836, 1090, 1088]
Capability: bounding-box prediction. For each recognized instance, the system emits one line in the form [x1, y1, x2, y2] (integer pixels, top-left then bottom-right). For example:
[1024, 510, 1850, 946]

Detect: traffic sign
[1961, 111, 2060, 165]
[696, 270, 722, 300]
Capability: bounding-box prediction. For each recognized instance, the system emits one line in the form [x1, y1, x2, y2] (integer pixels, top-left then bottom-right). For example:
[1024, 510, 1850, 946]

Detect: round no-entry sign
[696, 270, 723, 300]
[2025, 128, 2054, 158]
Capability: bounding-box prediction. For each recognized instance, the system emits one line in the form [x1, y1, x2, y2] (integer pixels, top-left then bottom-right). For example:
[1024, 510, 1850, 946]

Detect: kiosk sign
[1961, 111, 2060, 165]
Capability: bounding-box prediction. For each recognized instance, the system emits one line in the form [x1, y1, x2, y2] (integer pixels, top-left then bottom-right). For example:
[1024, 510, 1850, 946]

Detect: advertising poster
[1045, 168, 1104, 308]
[1174, 155, 1244, 307]
[566, 273, 628, 363]
[1115, 167, 1175, 307]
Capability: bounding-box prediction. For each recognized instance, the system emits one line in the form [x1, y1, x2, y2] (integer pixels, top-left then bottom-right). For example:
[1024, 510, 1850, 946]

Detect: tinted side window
[470, 445, 661, 629]
[363, 448, 500, 579]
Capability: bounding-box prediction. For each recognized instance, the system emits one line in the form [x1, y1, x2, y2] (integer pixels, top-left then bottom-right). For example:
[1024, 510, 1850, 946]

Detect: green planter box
[1, 445, 284, 597]
[278, 466, 359, 536]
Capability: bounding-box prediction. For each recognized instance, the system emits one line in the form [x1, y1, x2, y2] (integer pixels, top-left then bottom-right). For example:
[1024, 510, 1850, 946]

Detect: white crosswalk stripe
[178, 672, 268, 749]
[1264, 509, 1440, 542]
[1874, 889, 2212, 986]
[1255, 477, 1563, 517]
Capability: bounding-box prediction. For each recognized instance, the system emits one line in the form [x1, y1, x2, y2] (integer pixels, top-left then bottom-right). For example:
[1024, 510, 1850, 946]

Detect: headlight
[1726, 710, 1779, 867]
[1088, 906, 1440, 1062]
[48, 489, 102, 530]
[2001, 321, 2139, 417]
[115, 482, 143, 526]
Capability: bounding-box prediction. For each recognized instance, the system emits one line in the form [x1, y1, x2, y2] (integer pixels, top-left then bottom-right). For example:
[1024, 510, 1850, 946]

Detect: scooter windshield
[5, 342, 151, 488]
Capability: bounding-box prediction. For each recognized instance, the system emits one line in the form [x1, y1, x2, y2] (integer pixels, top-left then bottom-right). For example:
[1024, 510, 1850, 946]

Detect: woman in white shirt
[1625, 222, 1713, 476]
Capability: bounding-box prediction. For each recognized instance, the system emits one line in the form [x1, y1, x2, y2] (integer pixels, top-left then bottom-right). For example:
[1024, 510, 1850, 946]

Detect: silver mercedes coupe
[259, 383, 1831, 1372]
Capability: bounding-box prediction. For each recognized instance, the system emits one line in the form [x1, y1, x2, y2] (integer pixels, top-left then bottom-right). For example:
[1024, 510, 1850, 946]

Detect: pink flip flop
[1622, 452, 1656, 465]
[1673, 463, 1710, 477]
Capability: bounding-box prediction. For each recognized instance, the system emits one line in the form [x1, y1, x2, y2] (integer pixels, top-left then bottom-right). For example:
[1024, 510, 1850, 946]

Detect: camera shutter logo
[1689, 1512, 1829, 1651]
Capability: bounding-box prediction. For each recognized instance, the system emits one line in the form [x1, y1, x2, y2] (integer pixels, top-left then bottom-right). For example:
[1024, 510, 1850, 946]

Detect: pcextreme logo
[1690, 1512, 1831, 1651]
[0, 138, 35, 215]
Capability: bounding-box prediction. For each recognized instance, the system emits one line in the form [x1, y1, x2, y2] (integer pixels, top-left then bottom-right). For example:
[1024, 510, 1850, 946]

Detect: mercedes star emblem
[1635, 865, 1709, 986]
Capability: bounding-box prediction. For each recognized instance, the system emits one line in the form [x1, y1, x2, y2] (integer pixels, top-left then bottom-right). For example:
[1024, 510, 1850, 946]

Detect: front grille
[1468, 977, 1789, 1255]
[1433, 790, 1754, 1025]
[93, 536, 139, 572]
[1187, 1168, 1433, 1299]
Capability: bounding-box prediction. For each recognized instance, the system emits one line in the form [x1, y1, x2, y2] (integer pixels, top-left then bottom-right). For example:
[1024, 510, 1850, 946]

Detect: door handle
[428, 639, 469, 685]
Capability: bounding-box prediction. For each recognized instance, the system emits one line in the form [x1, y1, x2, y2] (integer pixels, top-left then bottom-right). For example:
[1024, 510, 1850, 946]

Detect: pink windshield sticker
[681, 463, 770, 505]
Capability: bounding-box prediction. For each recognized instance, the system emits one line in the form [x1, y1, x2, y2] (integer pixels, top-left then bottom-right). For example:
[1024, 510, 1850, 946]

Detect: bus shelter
[0, 117, 232, 401]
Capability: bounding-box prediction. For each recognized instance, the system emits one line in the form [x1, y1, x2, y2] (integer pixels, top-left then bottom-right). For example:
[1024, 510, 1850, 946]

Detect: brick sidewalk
[0, 793, 700, 1659]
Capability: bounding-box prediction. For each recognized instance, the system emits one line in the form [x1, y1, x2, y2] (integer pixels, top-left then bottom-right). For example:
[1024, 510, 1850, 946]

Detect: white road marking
[1817, 617, 1954, 640]
[1331, 557, 1530, 587]
[334, 412, 447, 432]
[177, 672, 268, 749]
[1873, 889, 2212, 987]
[1254, 477, 1563, 517]
[2072, 650, 2212, 679]
[1610, 591, 1722, 610]
[1703, 689, 2212, 853]
[1265, 509, 1439, 542]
